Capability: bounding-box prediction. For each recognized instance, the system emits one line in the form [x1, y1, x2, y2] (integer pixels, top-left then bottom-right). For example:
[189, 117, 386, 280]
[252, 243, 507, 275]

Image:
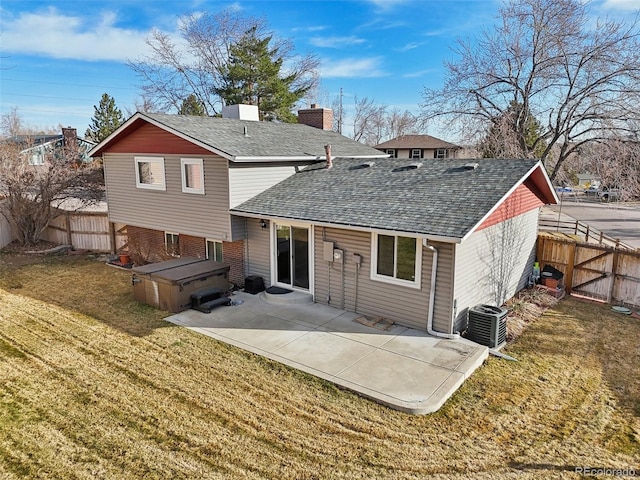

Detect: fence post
[585, 224, 590, 242]
[565, 241, 576, 294]
[109, 222, 116, 254]
[608, 249, 620, 304]
[64, 211, 72, 246]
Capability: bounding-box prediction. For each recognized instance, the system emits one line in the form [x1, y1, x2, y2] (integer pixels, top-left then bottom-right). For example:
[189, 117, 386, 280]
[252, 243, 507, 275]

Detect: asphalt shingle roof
[232, 158, 540, 240]
[142, 113, 383, 160]
[375, 134, 460, 150]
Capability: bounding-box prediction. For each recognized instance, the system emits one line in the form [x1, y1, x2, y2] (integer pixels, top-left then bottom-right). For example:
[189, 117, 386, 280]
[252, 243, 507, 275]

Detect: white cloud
[396, 42, 424, 52]
[320, 57, 387, 78]
[1, 7, 153, 62]
[601, 0, 639, 10]
[292, 25, 327, 33]
[364, 0, 410, 11]
[402, 68, 437, 78]
[309, 36, 366, 48]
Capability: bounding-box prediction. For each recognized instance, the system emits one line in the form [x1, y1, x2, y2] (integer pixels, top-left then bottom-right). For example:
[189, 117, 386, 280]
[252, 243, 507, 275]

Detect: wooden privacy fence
[0, 211, 14, 250]
[537, 232, 640, 308]
[42, 210, 127, 253]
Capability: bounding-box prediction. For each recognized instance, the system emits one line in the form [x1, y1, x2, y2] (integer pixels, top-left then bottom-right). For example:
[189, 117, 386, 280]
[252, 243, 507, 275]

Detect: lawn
[0, 254, 638, 479]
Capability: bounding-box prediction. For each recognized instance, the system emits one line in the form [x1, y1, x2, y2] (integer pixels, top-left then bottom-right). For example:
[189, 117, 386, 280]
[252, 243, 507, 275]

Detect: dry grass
[505, 287, 560, 342]
[0, 254, 638, 479]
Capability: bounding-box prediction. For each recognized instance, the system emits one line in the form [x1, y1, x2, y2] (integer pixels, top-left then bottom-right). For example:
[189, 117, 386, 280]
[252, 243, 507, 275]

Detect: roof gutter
[231, 154, 384, 163]
[229, 212, 463, 244]
[424, 241, 460, 339]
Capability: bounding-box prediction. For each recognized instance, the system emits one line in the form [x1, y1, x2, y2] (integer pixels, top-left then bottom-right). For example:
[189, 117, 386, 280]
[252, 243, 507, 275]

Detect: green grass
[0, 254, 638, 479]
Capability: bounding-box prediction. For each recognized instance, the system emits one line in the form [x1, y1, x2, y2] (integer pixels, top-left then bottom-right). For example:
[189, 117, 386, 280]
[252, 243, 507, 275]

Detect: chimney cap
[310, 103, 317, 109]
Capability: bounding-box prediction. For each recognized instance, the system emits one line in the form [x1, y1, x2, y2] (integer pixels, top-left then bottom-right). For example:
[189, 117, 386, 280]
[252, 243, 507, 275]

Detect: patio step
[261, 290, 313, 305]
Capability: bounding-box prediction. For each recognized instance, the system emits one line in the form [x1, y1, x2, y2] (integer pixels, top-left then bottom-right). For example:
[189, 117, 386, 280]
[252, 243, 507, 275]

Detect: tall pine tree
[179, 94, 206, 116]
[86, 93, 124, 142]
[214, 27, 309, 122]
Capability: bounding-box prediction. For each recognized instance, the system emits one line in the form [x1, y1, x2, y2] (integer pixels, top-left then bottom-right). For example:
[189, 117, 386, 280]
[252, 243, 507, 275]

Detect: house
[232, 158, 557, 334]
[575, 173, 600, 189]
[375, 134, 461, 160]
[4, 128, 95, 166]
[90, 106, 558, 336]
[88, 105, 381, 286]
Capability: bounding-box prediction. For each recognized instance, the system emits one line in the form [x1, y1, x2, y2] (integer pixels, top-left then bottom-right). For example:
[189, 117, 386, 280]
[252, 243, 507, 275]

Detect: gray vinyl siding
[452, 208, 539, 331]
[228, 164, 298, 208]
[313, 227, 456, 332]
[103, 153, 231, 241]
[245, 217, 272, 287]
[230, 216, 247, 241]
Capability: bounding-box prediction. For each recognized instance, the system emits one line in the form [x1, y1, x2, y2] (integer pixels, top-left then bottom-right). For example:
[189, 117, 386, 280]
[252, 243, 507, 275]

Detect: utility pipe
[424, 242, 460, 340]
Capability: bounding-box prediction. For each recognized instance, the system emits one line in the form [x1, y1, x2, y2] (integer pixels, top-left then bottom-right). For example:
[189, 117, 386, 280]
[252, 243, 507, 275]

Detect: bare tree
[349, 97, 386, 144]
[1, 107, 23, 138]
[577, 132, 640, 200]
[0, 136, 103, 246]
[421, 0, 640, 181]
[128, 8, 318, 117]
[386, 108, 421, 140]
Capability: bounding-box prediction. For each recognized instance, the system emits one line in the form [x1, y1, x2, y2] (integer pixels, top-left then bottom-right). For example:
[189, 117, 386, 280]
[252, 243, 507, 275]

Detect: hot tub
[131, 258, 230, 312]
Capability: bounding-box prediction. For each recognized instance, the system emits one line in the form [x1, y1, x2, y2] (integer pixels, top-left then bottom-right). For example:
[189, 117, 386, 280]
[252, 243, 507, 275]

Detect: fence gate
[537, 233, 640, 307]
[570, 245, 615, 302]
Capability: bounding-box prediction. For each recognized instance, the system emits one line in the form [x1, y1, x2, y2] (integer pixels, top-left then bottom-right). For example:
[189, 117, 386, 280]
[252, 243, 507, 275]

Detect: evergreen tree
[179, 94, 206, 116]
[481, 101, 547, 159]
[214, 27, 309, 122]
[86, 93, 124, 143]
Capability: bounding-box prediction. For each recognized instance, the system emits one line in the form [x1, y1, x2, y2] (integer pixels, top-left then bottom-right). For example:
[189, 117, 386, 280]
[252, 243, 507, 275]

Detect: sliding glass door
[274, 224, 310, 290]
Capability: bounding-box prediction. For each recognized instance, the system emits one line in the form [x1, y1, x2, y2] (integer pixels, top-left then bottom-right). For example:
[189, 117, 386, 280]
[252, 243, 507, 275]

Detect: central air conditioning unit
[467, 304, 508, 349]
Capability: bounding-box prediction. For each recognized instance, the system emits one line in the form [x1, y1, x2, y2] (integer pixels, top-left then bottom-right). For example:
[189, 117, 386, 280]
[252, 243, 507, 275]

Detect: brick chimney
[62, 127, 77, 147]
[297, 104, 333, 130]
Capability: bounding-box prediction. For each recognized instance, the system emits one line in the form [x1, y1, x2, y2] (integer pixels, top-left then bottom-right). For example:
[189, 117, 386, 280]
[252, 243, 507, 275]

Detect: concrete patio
[165, 291, 489, 414]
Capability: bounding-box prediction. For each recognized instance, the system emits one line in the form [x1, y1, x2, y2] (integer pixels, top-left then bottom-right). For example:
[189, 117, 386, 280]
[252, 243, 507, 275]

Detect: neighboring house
[90, 105, 558, 336]
[4, 128, 95, 166]
[375, 134, 462, 160]
[576, 173, 600, 189]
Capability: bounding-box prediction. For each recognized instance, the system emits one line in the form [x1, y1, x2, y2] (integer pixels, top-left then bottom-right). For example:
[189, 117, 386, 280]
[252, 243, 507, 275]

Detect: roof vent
[349, 161, 376, 170]
[463, 162, 479, 170]
[392, 162, 422, 172]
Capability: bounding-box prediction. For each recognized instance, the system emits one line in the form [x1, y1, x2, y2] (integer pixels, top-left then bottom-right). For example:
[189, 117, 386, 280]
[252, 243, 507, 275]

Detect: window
[28, 151, 44, 166]
[371, 233, 421, 288]
[386, 149, 396, 158]
[181, 158, 205, 194]
[434, 149, 450, 159]
[206, 240, 223, 262]
[135, 157, 165, 190]
[165, 232, 180, 256]
[410, 149, 422, 159]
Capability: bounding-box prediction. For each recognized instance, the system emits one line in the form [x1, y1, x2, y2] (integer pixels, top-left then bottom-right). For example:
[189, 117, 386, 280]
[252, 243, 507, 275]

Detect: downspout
[424, 242, 460, 340]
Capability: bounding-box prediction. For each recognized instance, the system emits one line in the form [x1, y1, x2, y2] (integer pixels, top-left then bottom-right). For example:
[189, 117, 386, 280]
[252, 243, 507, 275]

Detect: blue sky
[0, 0, 637, 137]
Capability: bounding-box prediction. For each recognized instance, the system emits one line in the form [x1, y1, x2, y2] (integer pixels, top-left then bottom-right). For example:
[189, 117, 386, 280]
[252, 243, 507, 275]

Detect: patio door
[274, 224, 310, 290]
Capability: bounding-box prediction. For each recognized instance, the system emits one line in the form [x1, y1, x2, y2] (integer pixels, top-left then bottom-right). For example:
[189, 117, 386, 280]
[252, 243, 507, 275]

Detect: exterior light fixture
[260, 219, 268, 230]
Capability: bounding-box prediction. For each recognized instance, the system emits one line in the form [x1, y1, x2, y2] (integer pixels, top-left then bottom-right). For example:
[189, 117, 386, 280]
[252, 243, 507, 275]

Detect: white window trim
[386, 149, 396, 158]
[165, 231, 180, 257]
[370, 233, 422, 289]
[434, 148, 449, 159]
[411, 149, 422, 159]
[181, 158, 205, 194]
[135, 156, 166, 190]
[206, 239, 223, 262]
